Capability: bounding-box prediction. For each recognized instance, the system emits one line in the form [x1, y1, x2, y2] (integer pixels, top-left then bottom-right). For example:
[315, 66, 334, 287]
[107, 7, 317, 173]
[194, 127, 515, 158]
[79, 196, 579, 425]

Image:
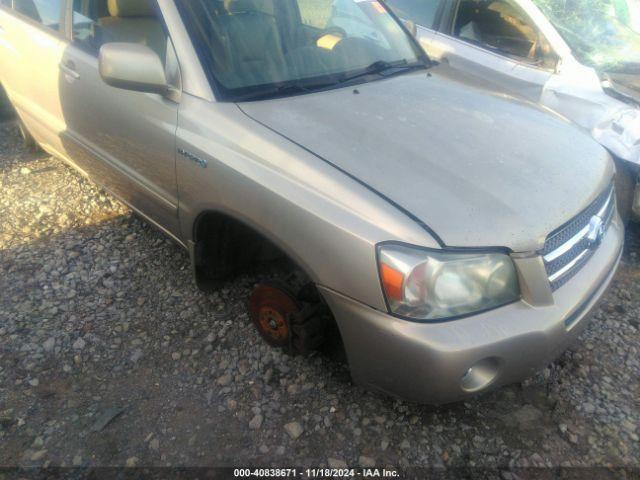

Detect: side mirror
[99, 43, 168, 95]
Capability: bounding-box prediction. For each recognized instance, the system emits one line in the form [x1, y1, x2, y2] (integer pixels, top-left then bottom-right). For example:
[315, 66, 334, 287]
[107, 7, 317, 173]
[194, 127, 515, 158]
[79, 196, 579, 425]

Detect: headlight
[377, 244, 520, 320]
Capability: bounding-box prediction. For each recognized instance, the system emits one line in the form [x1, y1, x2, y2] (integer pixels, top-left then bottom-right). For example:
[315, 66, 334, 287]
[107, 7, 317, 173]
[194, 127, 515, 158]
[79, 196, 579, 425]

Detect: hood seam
[235, 103, 446, 248]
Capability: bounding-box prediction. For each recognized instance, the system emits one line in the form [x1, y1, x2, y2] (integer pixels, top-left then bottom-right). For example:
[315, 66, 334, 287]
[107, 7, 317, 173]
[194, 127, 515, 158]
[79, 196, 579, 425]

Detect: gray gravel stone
[284, 422, 304, 440]
[510, 405, 543, 430]
[42, 338, 55, 353]
[328, 457, 348, 469]
[30, 450, 47, 462]
[249, 414, 263, 430]
[359, 456, 376, 467]
[0, 121, 638, 469]
[130, 349, 143, 363]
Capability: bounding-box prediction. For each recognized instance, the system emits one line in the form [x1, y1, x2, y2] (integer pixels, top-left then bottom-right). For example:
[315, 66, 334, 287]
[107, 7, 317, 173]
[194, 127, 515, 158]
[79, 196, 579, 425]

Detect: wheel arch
[190, 208, 320, 291]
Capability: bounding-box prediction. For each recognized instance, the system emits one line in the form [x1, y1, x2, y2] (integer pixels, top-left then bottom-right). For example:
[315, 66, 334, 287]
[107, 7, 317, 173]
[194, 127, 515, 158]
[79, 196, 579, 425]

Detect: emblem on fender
[178, 148, 208, 168]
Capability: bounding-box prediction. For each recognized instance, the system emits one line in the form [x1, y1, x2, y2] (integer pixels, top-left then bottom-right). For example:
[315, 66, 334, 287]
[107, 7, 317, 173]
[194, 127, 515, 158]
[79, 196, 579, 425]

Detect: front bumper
[319, 216, 624, 404]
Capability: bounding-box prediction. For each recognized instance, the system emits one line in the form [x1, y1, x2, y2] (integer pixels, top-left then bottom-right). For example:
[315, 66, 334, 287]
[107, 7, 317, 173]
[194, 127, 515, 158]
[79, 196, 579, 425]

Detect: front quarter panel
[176, 94, 438, 310]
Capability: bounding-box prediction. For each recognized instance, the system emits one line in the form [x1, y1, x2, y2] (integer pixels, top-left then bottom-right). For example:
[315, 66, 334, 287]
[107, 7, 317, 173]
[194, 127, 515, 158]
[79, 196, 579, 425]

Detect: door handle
[59, 61, 80, 80]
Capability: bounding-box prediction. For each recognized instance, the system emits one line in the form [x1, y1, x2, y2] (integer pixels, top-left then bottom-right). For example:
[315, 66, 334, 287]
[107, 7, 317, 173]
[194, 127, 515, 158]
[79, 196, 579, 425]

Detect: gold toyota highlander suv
[0, 0, 623, 403]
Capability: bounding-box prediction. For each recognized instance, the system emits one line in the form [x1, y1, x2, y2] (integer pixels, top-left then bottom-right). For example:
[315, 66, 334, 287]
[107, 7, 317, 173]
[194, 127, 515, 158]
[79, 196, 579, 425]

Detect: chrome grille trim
[542, 185, 615, 291]
[543, 191, 613, 263]
[548, 249, 590, 283]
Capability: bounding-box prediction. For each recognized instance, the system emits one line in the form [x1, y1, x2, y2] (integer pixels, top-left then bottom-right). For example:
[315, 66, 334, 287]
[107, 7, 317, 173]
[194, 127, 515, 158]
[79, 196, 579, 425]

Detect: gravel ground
[0, 119, 639, 473]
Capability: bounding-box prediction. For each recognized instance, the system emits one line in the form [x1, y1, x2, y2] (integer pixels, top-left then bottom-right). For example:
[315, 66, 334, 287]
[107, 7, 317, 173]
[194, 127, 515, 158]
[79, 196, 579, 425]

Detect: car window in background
[532, 0, 640, 71]
[14, 0, 62, 28]
[384, 0, 443, 29]
[177, 0, 424, 100]
[1, 0, 12, 8]
[453, 0, 555, 65]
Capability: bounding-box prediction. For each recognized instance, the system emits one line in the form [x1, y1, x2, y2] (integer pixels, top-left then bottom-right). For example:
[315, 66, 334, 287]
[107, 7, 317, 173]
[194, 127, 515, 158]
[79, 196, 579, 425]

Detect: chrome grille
[542, 185, 615, 291]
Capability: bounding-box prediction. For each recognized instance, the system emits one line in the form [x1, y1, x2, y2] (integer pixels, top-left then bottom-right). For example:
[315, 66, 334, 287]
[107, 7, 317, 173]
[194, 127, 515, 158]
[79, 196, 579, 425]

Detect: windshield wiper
[234, 80, 338, 102]
[234, 60, 431, 102]
[336, 59, 430, 85]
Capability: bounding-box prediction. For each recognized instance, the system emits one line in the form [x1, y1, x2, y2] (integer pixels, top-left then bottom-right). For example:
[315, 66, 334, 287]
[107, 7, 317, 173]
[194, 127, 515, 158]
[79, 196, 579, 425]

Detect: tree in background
[533, 0, 640, 69]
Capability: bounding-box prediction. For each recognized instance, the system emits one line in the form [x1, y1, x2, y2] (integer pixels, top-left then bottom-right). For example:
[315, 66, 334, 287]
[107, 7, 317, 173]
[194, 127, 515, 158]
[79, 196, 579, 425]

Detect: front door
[58, 0, 181, 237]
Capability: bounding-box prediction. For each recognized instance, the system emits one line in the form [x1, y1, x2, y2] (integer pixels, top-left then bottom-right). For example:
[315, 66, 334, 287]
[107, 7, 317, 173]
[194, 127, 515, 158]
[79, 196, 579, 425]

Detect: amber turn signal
[380, 263, 404, 301]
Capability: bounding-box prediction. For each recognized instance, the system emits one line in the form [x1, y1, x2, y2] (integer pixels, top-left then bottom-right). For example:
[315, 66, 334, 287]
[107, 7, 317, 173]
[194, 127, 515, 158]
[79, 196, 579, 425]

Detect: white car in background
[385, 0, 640, 221]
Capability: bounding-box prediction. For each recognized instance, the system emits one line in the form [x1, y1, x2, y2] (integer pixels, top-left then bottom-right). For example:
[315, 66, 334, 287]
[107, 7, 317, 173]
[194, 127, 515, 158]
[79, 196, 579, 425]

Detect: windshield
[532, 0, 640, 71]
[176, 0, 426, 100]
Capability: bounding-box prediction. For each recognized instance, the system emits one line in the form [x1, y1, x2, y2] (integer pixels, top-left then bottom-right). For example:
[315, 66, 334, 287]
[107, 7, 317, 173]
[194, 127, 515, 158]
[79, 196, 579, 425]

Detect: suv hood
[239, 68, 613, 252]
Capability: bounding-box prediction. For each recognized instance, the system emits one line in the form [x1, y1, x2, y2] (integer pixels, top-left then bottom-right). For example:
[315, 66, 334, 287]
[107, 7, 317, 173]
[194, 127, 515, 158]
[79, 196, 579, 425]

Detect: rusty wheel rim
[249, 282, 300, 348]
[257, 306, 290, 342]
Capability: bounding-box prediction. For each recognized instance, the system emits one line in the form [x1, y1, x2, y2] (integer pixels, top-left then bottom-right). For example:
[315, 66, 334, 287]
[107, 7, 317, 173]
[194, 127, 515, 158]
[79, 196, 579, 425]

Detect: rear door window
[384, 0, 444, 29]
[14, 0, 63, 29]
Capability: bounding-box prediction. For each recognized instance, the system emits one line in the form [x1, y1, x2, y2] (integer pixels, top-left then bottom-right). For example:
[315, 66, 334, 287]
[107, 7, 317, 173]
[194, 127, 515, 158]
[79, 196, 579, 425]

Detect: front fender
[175, 94, 438, 311]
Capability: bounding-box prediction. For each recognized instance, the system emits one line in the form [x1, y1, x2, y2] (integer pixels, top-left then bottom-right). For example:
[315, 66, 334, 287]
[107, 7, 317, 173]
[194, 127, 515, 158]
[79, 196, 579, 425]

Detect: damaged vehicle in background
[385, 0, 640, 222]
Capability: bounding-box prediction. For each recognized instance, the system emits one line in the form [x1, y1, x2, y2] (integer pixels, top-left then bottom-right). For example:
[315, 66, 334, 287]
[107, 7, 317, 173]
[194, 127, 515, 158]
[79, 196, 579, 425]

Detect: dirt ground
[0, 119, 639, 476]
